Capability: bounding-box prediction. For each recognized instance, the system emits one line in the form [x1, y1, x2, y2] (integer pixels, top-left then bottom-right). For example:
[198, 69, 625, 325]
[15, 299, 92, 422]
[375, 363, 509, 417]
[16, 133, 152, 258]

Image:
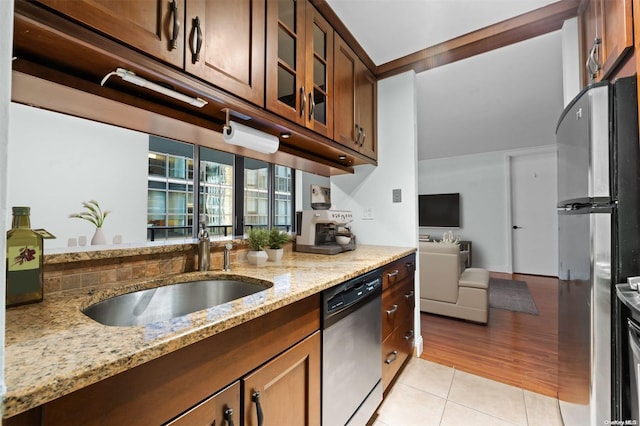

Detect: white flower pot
[265, 248, 284, 262]
[246, 250, 268, 266]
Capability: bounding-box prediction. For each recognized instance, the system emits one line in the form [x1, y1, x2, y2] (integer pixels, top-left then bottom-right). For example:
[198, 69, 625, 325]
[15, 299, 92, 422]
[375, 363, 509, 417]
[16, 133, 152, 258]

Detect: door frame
[503, 145, 558, 275]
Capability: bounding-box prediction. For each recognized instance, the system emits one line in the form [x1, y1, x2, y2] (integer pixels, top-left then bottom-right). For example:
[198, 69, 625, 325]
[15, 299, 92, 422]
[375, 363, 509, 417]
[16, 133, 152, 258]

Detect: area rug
[488, 278, 538, 315]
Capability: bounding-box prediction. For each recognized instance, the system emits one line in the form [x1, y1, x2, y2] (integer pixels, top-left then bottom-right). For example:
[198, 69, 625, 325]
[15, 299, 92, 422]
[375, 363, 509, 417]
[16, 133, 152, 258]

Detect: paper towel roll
[223, 120, 279, 154]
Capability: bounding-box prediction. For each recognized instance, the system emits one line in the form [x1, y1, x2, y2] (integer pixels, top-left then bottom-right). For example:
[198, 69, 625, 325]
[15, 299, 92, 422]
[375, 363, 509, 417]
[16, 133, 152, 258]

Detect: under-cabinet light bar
[101, 68, 208, 108]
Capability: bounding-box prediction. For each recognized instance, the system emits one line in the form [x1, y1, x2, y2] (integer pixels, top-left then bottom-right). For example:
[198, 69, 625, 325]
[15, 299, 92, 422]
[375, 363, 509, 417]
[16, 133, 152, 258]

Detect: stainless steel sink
[83, 279, 270, 326]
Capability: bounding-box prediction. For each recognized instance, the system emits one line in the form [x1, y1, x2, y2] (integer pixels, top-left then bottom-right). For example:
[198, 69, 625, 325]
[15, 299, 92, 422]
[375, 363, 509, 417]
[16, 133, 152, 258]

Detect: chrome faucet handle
[628, 276, 640, 291]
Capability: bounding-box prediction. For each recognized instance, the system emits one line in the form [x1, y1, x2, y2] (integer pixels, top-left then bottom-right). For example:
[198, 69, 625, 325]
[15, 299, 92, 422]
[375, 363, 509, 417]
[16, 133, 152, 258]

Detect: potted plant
[246, 228, 269, 266]
[266, 228, 290, 262]
[69, 200, 110, 245]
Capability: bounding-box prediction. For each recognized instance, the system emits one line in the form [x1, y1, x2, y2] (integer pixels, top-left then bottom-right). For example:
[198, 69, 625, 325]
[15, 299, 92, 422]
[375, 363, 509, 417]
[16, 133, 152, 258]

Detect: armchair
[419, 241, 489, 324]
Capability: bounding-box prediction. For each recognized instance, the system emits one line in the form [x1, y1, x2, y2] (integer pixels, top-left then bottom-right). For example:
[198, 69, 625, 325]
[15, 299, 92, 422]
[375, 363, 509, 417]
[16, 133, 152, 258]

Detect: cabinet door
[185, 0, 265, 106]
[166, 381, 240, 426]
[266, 0, 306, 124]
[244, 332, 320, 426]
[600, 0, 633, 78]
[304, 7, 333, 137]
[333, 35, 357, 148]
[356, 63, 377, 159]
[33, 0, 184, 67]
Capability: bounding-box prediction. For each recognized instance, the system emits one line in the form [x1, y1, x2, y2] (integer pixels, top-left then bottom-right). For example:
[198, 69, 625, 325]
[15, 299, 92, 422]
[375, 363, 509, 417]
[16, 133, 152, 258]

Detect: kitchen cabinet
[266, 0, 334, 138]
[581, 0, 633, 83]
[32, 0, 184, 68]
[381, 254, 416, 392]
[243, 332, 321, 426]
[334, 35, 377, 160]
[184, 0, 265, 107]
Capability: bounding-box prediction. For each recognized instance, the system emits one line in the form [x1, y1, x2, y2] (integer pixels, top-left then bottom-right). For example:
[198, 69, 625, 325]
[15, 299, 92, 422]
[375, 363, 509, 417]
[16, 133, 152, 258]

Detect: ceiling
[325, 0, 569, 160]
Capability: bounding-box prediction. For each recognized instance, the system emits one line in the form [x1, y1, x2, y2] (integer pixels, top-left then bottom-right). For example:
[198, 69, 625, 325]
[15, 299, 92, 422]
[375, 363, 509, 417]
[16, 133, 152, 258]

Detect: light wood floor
[420, 272, 559, 398]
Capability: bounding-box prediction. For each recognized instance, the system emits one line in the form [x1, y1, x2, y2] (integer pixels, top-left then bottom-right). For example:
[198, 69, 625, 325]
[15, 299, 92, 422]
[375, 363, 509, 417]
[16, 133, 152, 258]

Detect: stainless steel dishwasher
[322, 268, 382, 426]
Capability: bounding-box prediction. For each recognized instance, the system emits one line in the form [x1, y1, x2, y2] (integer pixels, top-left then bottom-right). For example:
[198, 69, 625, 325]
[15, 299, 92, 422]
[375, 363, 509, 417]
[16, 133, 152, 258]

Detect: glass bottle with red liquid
[6, 206, 43, 307]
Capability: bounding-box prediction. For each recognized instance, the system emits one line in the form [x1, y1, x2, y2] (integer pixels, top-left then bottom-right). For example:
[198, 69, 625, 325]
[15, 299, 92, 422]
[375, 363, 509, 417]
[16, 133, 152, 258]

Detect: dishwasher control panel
[323, 269, 382, 319]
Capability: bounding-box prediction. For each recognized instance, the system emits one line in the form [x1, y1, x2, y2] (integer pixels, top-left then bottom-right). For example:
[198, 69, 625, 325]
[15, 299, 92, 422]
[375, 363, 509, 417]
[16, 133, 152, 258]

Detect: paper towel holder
[221, 108, 280, 154]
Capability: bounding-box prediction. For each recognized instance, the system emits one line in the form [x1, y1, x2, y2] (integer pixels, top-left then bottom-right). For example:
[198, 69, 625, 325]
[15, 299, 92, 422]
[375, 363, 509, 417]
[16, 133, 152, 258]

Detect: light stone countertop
[3, 244, 416, 419]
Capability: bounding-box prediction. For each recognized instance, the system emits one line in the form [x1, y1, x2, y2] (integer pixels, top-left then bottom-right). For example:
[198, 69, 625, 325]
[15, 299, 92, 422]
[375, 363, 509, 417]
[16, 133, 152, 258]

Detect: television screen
[418, 193, 460, 228]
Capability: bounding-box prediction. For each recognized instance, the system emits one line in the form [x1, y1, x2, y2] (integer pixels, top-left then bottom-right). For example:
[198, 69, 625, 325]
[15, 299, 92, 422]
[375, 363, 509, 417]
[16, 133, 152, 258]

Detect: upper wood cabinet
[33, 0, 185, 68]
[266, 0, 334, 138]
[582, 0, 633, 83]
[185, 0, 265, 107]
[334, 35, 377, 160]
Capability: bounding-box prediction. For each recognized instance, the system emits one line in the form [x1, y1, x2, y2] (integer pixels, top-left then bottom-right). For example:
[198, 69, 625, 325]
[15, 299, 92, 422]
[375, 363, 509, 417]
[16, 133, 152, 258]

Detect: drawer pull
[387, 270, 399, 280]
[404, 291, 414, 300]
[405, 262, 415, 272]
[404, 330, 414, 340]
[224, 407, 235, 426]
[385, 350, 398, 364]
[252, 391, 264, 426]
[386, 304, 398, 316]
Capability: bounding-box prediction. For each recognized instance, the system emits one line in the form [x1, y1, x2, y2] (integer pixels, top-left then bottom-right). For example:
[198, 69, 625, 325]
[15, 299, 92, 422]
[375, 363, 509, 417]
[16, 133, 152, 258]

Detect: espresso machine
[295, 185, 356, 254]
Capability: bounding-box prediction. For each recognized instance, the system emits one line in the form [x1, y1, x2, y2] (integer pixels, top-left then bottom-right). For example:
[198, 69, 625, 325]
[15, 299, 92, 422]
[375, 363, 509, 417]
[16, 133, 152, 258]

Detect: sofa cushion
[459, 268, 489, 289]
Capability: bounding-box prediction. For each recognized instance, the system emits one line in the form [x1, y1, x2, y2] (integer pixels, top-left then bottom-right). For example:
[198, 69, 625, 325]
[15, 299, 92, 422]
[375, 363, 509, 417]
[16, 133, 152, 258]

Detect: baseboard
[414, 335, 424, 357]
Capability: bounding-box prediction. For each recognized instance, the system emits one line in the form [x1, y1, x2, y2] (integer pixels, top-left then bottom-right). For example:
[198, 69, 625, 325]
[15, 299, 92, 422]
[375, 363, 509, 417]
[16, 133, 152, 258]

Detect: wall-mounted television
[418, 193, 461, 228]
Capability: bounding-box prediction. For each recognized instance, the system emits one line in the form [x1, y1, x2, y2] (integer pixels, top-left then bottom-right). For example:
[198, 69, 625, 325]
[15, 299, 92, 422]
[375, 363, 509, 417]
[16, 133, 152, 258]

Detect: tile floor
[373, 357, 563, 426]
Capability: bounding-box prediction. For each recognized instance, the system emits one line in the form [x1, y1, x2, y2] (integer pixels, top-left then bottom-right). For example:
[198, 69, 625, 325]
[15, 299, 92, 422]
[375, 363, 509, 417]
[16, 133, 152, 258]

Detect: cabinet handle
[252, 391, 264, 426]
[355, 125, 363, 145]
[387, 270, 399, 281]
[586, 37, 601, 82]
[360, 129, 366, 146]
[224, 407, 235, 426]
[169, 0, 180, 50]
[300, 86, 306, 117]
[191, 16, 203, 63]
[385, 350, 398, 364]
[405, 262, 415, 272]
[308, 91, 315, 120]
[404, 330, 414, 340]
[386, 304, 398, 316]
[404, 291, 414, 300]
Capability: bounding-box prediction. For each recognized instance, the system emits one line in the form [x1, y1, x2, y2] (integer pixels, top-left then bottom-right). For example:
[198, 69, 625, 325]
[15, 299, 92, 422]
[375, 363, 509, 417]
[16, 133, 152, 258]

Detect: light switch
[392, 189, 402, 203]
[363, 207, 374, 220]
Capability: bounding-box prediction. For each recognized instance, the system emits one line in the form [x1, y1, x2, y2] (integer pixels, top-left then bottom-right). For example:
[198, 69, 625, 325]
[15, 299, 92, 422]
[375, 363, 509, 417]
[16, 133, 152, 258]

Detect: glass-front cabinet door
[304, 7, 333, 137]
[266, 0, 333, 137]
[266, 0, 306, 124]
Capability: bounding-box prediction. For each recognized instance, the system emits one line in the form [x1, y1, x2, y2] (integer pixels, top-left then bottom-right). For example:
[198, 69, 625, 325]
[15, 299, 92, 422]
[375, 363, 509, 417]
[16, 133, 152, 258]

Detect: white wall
[7, 104, 149, 250]
[561, 17, 581, 106]
[0, 0, 14, 409]
[332, 71, 418, 248]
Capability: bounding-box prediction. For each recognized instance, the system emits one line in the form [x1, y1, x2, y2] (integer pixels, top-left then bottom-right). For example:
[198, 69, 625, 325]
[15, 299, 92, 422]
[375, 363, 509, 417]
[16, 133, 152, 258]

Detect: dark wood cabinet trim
[375, 0, 581, 79]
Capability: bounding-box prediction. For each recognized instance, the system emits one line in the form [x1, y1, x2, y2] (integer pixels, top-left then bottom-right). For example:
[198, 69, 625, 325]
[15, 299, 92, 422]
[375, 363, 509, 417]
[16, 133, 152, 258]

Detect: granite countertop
[3, 244, 415, 419]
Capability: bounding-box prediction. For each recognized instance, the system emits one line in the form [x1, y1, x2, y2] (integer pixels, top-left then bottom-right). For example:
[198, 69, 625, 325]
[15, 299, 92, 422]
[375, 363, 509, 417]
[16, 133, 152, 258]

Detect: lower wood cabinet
[168, 332, 320, 426]
[244, 332, 320, 426]
[381, 254, 416, 392]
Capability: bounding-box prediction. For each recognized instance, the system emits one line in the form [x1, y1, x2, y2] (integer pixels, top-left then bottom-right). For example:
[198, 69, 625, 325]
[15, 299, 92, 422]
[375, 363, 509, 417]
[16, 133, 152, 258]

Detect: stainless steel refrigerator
[556, 75, 640, 426]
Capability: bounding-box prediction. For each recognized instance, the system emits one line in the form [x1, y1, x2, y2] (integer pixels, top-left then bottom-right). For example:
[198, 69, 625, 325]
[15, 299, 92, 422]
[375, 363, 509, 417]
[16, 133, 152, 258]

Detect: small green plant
[268, 228, 290, 249]
[69, 200, 110, 228]
[247, 228, 269, 251]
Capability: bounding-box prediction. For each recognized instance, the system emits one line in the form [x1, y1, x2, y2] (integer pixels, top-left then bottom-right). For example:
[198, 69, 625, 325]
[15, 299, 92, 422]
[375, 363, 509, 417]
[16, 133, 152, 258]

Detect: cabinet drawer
[381, 326, 413, 391]
[167, 381, 240, 426]
[382, 254, 416, 291]
[382, 279, 415, 340]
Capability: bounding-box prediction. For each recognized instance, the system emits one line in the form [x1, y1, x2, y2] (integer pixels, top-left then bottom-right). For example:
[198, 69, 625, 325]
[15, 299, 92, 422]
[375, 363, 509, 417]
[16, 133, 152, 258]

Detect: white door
[510, 151, 558, 275]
